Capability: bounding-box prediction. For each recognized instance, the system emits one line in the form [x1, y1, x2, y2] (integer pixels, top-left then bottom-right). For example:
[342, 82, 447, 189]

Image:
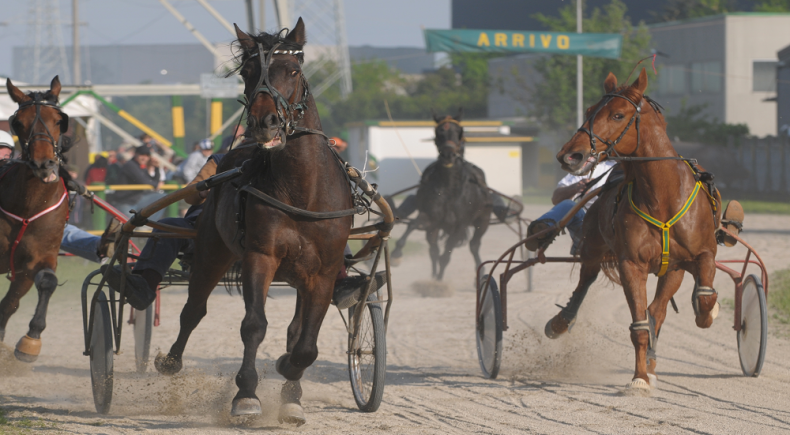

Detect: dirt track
[1, 205, 790, 434]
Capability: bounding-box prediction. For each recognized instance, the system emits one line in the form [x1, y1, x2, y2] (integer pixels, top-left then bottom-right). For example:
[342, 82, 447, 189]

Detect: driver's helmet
[0, 130, 15, 150]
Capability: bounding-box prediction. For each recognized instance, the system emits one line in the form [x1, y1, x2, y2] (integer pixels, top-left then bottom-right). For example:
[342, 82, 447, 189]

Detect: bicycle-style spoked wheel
[737, 274, 767, 377]
[90, 290, 114, 414]
[348, 294, 386, 412]
[476, 274, 503, 379]
[134, 305, 153, 374]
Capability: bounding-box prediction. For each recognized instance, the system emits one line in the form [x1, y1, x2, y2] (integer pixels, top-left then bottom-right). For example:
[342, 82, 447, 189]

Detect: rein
[9, 92, 68, 168]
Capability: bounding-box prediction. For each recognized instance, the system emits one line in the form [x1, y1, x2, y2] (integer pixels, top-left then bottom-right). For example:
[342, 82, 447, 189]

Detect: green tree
[527, 0, 653, 133]
[753, 0, 790, 11]
[665, 100, 749, 144]
[651, 0, 739, 22]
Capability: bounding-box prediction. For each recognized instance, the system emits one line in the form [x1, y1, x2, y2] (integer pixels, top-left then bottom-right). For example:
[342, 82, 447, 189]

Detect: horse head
[234, 18, 308, 151]
[557, 68, 661, 175]
[432, 108, 464, 168]
[6, 76, 68, 183]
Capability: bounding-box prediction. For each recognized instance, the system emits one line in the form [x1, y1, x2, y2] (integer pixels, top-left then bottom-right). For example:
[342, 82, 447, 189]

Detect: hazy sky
[0, 0, 451, 80]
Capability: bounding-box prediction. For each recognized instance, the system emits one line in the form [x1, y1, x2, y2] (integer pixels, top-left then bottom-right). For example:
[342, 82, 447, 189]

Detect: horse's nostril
[565, 153, 583, 164]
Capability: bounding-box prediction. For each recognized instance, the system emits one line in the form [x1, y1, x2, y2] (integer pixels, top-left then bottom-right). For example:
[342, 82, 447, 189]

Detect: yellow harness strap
[627, 181, 702, 277]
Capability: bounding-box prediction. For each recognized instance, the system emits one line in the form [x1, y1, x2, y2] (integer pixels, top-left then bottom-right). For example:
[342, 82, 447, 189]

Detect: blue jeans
[132, 217, 194, 278]
[61, 224, 101, 263]
[538, 199, 586, 245]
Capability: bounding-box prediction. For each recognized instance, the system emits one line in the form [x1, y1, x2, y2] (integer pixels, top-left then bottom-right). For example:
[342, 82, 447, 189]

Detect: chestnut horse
[153, 20, 352, 424]
[0, 77, 71, 362]
[546, 69, 721, 394]
[390, 111, 492, 280]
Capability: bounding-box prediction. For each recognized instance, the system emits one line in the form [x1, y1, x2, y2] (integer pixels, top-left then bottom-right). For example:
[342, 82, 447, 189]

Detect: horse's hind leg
[545, 261, 600, 339]
[644, 268, 685, 388]
[275, 275, 334, 426]
[469, 215, 491, 269]
[426, 228, 440, 279]
[437, 230, 465, 281]
[231, 252, 278, 416]
[14, 268, 58, 362]
[391, 220, 418, 262]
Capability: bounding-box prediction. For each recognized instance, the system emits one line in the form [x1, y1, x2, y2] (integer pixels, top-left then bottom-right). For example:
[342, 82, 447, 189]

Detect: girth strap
[627, 180, 701, 277]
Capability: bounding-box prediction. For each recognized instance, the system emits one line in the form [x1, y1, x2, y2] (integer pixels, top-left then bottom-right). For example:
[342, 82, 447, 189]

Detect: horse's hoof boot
[14, 335, 40, 363]
[544, 315, 569, 339]
[231, 398, 262, 416]
[622, 378, 651, 396]
[278, 403, 306, 426]
[647, 373, 658, 389]
[154, 352, 182, 375]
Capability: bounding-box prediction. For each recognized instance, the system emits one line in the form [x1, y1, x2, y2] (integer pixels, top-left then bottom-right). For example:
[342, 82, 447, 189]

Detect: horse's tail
[600, 250, 621, 286]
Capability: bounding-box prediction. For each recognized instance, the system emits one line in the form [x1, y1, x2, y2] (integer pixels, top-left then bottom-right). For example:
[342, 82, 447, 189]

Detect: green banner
[424, 29, 623, 59]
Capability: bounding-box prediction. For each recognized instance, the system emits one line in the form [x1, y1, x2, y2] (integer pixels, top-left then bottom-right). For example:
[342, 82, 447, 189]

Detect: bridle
[435, 116, 464, 160]
[239, 40, 326, 148]
[575, 90, 693, 164]
[8, 92, 68, 168]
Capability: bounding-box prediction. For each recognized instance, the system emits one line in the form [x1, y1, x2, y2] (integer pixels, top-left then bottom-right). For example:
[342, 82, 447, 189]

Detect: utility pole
[72, 0, 80, 85]
[245, 0, 256, 34]
[259, 0, 266, 32]
[577, 0, 583, 127]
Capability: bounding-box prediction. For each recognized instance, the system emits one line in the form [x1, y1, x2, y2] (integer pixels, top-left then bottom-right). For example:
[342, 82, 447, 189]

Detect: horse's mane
[228, 28, 306, 77]
[25, 90, 59, 105]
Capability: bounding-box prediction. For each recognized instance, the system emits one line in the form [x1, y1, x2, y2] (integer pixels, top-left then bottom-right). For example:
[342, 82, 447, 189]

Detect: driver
[526, 160, 617, 255]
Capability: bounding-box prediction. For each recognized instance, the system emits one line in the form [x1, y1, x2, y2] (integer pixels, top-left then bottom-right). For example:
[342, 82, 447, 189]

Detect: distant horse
[152, 20, 354, 424]
[546, 69, 721, 394]
[0, 77, 72, 362]
[390, 110, 492, 280]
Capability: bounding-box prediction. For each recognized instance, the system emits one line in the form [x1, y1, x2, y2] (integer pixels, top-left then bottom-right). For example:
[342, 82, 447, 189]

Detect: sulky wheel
[90, 290, 114, 414]
[476, 274, 503, 379]
[134, 305, 153, 374]
[348, 294, 386, 412]
[737, 274, 768, 377]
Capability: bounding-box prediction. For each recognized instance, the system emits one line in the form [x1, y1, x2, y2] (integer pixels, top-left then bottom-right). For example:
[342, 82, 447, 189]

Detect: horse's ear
[603, 72, 617, 93]
[234, 23, 256, 51]
[453, 107, 463, 122]
[6, 79, 30, 104]
[431, 109, 441, 123]
[285, 17, 306, 46]
[630, 68, 648, 95]
[50, 75, 61, 98]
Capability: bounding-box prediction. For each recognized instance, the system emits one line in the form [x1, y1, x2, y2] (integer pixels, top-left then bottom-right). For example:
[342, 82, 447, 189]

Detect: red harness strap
[0, 178, 68, 281]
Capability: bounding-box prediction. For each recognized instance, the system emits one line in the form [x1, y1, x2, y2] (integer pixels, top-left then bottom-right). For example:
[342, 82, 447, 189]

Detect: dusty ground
[1, 205, 790, 434]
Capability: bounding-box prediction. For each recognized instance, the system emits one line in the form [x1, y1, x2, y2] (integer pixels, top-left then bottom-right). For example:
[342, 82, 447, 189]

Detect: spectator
[220, 125, 245, 152]
[0, 130, 15, 160]
[140, 133, 167, 156]
[84, 155, 108, 185]
[181, 138, 213, 182]
[114, 146, 166, 219]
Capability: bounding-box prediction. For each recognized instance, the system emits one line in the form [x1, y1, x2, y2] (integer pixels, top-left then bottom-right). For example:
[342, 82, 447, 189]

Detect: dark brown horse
[390, 111, 492, 280]
[546, 69, 721, 394]
[152, 20, 352, 424]
[0, 77, 71, 362]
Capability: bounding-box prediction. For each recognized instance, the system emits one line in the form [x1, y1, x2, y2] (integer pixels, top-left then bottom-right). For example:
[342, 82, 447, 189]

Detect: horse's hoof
[621, 378, 652, 396]
[647, 373, 658, 389]
[154, 352, 182, 375]
[14, 335, 41, 363]
[278, 403, 306, 426]
[275, 353, 291, 376]
[231, 397, 262, 416]
[544, 315, 569, 339]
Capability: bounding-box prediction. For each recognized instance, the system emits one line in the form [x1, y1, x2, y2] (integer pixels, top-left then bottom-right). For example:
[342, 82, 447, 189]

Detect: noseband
[240, 41, 326, 147]
[8, 92, 67, 167]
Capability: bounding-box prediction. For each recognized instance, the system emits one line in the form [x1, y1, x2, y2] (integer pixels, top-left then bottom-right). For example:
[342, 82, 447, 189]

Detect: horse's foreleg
[469, 217, 491, 269]
[155, 247, 234, 376]
[230, 252, 277, 416]
[0, 275, 34, 343]
[619, 259, 652, 394]
[12, 268, 58, 363]
[391, 221, 418, 260]
[426, 228, 440, 279]
[692, 251, 719, 328]
[437, 230, 465, 281]
[645, 268, 685, 387]
[275, 274, 333, 426]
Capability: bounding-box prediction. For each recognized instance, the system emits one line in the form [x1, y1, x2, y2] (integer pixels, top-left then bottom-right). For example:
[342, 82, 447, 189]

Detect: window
[691, 61, 722, 93]
[658, 65, 687, 95]
[753, 61, 777, 92]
